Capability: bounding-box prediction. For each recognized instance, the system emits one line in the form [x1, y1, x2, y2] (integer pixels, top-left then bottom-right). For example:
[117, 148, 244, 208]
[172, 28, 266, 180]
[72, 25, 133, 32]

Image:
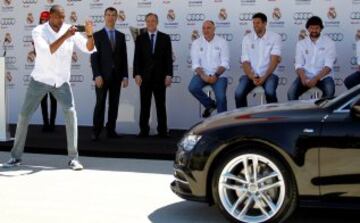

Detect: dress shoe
[202, 104, 216, 118]
[107, 131, 121, 138]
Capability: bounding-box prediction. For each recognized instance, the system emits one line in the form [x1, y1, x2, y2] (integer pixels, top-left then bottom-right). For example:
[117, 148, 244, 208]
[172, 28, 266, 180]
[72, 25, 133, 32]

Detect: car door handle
[303, 128, 314, 133]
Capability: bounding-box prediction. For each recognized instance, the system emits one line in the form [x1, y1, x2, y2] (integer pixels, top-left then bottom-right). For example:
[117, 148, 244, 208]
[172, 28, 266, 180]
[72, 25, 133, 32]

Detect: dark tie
[150, 33, 155, 54]
[110, 30, 116, 51]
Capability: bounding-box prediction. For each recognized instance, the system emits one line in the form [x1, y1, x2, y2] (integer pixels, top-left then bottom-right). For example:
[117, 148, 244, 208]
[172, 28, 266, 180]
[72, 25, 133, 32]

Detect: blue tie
[110, 30, 116, 50]
[150, 33, 155, 54]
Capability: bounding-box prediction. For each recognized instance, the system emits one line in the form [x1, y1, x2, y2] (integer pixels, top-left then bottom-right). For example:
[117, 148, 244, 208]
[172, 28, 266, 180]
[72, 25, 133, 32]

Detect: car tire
[211, 148, 297, 223]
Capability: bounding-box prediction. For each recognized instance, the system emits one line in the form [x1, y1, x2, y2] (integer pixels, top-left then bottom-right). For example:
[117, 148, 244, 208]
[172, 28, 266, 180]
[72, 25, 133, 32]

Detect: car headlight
[179, 133, 202, 151]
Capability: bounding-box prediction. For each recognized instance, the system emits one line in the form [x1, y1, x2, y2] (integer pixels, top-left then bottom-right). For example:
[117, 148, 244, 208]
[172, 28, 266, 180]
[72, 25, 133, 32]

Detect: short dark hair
[305, 16, 324, 29]
[145, 13, 158, 22]
[104, 7, 117, 15]
[49, 5, 63, 14]
[252, 12, 267, 23]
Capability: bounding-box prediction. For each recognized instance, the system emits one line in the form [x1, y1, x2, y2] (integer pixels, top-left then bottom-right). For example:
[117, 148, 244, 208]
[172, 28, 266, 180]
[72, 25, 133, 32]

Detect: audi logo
[278, 77, 287, 86]
[1, 18, 16, 26]
[350, 12, 360, 20]
[22, 0, 37, 3]
[227, 77, 233, 85]
[171, 75, 181, 83]
[279, 33, 288, 41]
[23, 35, 33, 42]
[239, 13, 254, 21]
[90, 16, 104, 23]
[334, 78, 343, 86]
[186, 13, 205, 22]
[293, 12, 313, 21]
[217, 33, 233, 41]
[170, 34, 181, 41]
[136, 15, 146, 22]
[5, 57, 16, 64]
[23, 75, 30, 82]
[326, 33, 344, 41]
[350, 56, 358, 66]
[70, 75, 84, 82]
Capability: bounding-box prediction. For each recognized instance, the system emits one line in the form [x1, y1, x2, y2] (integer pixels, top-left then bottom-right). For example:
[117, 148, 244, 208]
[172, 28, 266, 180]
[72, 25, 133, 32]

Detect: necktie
[110, 30, 116, 51]
[150, 33, 155, 54]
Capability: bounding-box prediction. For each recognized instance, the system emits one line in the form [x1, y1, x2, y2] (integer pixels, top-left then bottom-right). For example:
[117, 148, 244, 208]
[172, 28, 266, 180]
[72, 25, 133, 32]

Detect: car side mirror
[351, 102, 360, 119]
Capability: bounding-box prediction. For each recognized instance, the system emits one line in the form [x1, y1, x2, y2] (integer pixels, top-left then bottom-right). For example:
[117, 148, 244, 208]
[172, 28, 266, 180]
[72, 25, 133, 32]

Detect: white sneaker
[68, 159, 83, 171]
[2, 158, 22, 168]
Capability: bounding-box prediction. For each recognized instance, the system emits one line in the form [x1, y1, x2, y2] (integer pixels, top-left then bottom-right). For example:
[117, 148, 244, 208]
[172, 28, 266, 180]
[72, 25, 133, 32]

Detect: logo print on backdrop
[327, 7, 337, 20]
[70, 11, 78, 24]
[171, 76, 181, 84]
[293, 12, 313, 21]
[1, 18, 16, 26]
[26, 12, 34, 24]
[278, 77, 287, 86]
[72, 52, 78, 63]
[170, 34, 181, 41]
[90, 15, 104, 23]
[298, 29, 307, 40]
[218, 8, 227, 21]
[239, 13, 254, 21]
[22, 0, 38, 4]
[279, 33, 287, 41]
[27, 50, 36, 64]
[272, 7, 282, 20]
[350, 57, 358, 66]
[136, 14, 146, 22]
[4, 32, 12, 46]
[326, 33, 344, 42]
[167, 9, 176, 22]
[191, 30, 200, 41]
[217, 33, 233, 41]
[244, 29, 251, 36]
[6, 71, 12, 82]
[118, 10, 126, 22]
[350, 11, 360, 20]
[3, 0, 12, 6]
[356, 29, 360, 41]
[5, 56, 16, 64]
[186, 13, 205, 22]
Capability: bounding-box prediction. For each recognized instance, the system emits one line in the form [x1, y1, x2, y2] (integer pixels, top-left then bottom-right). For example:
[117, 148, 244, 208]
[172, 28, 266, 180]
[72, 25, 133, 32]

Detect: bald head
[49, 5, 64, 14]
[202, 20, 216, 41]
[49, 5, 65, 32]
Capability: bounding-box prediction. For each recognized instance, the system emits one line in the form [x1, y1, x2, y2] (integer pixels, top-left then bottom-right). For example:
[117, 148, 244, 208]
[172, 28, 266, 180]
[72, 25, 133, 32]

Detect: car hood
[192, 100, 323, 134]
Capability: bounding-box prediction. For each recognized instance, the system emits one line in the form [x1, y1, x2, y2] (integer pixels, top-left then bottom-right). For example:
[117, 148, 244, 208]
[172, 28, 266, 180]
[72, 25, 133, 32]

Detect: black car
[171, 85, 360, 223]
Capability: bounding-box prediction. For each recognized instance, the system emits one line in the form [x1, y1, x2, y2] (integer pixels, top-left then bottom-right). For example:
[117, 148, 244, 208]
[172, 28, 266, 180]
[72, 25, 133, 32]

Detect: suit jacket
[133, 31, 173, 84]
[91, 28, 128, 82]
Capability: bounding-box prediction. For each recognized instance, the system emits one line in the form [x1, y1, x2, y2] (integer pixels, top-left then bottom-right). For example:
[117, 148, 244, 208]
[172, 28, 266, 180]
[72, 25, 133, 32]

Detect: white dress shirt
[241, 30, 282, 77]
[357, 40, 360, 65]
[295, 35, 336, 79]
[31, 22, 95, 87]
[191, 35, 230, 78]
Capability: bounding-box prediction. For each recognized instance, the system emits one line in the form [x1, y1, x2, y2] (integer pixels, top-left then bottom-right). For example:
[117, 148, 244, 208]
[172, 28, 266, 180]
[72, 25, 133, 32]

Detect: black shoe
[107, 131, 121, 138]
[202, 104, 216, 118]
[137, 132, 149, 138]
[91, 133, 100, 141]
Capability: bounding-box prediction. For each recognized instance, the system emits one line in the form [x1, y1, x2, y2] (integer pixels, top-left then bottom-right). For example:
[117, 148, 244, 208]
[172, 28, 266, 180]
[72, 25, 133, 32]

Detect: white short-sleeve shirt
[31, 22, 95, 87]
[241, 30, 282, 77]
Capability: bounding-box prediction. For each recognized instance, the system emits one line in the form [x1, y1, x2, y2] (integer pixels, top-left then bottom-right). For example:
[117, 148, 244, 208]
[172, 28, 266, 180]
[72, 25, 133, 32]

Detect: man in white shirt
[188, 20, 230, 118]
[2, 5, 95, 170]
[344, 40, 360, 89]
[235, 13, 281, 108]
[288, 16, 336, 100]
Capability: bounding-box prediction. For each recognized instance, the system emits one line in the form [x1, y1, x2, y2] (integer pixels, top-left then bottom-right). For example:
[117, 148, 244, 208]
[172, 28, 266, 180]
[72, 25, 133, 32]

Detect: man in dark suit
[91, 7, 128, 140]
[133, 13, 173, 137]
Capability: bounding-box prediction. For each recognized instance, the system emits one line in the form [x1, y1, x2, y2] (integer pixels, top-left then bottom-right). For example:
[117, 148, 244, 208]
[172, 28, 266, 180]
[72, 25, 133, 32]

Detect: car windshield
[316, 85, 360, 108]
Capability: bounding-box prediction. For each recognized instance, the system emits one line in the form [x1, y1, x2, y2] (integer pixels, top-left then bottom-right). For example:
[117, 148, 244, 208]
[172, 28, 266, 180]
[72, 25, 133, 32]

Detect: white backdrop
[1, 0, 359, 133]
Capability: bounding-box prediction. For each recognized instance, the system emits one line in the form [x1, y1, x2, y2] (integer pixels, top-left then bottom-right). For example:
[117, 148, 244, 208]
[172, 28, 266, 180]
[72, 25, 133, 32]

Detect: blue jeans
[344, 71, 360, 90]
[234, 74, 279, 108]
[10, 78, 79, 160]
[188, 75, 228, 113]
[287, 76, 335, 100]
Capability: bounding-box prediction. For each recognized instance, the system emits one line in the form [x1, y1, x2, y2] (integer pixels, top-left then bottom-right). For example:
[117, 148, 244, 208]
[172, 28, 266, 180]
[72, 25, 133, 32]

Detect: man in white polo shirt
[288, 16, 336, 100]
[2, 5, 95, 170]
[235, 12, 281, 108]
[344, 38, 360, 89]
[188, 20, 230, 118]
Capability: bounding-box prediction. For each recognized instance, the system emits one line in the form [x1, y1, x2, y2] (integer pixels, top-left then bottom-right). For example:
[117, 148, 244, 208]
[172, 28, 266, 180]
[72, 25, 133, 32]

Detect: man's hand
[122, 78, 129, 88]
[135, 75, 142, 87]
[165, 76, 172, 87]
[64, 26, 77, 39]
[95, 76, 103, 88]
[306, 77, 319, 88]
[207, 76, 218, 84]
[84, 20, 94, 37]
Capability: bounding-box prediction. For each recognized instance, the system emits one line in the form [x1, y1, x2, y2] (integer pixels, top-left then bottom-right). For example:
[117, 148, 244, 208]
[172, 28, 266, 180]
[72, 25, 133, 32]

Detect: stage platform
[0, 125, 186, 160]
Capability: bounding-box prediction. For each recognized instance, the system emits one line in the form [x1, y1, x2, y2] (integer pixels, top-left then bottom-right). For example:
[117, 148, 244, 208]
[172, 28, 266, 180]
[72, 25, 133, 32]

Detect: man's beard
[310, 32, 320, 39]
